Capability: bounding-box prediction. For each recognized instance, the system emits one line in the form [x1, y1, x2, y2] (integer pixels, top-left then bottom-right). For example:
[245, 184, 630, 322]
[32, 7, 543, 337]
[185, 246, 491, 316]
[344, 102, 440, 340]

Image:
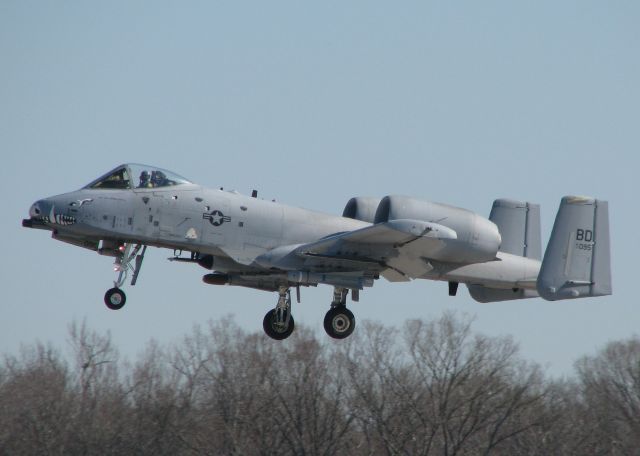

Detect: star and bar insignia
[203, 210, 231, 226]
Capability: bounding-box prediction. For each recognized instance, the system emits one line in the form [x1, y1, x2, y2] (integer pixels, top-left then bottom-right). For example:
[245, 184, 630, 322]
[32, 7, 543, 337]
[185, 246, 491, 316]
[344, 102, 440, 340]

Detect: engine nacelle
[343, 197, 381, 223]
[374, 195, 501, 263]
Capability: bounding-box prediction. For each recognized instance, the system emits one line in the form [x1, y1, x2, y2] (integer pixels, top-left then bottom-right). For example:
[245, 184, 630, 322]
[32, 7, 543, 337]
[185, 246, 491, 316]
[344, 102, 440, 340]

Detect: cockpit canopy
[84, 164, 193, 190]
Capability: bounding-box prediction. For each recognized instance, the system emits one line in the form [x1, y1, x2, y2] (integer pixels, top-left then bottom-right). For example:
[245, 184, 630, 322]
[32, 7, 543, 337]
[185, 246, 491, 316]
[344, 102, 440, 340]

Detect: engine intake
[343, 197, 381, 223]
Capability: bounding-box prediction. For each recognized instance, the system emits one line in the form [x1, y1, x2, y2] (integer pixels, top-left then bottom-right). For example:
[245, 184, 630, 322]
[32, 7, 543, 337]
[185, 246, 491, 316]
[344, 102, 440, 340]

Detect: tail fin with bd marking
[537, 196, 611, 300]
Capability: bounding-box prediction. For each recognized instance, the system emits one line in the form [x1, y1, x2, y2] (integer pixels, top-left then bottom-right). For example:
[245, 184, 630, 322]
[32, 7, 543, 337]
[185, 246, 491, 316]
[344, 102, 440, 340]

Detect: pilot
[138, 171, 151, 188]
[151, 170, 167, 187]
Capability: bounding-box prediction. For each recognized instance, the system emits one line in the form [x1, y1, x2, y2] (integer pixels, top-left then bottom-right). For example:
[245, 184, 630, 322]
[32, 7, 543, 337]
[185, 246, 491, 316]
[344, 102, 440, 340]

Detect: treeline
[1, 314, 639, 455]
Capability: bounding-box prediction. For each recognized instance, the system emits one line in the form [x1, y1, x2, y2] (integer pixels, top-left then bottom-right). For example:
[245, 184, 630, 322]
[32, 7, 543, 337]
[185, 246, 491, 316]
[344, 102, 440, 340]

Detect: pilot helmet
[152, 171, 166, 184]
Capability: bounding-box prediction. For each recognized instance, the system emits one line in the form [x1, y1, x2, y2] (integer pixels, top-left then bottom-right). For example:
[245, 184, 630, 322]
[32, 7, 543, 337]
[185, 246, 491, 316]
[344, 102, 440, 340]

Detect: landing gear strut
[324, 287, 356, 339]
[263, 286, 295, 340]
[103, 243, 146, 310]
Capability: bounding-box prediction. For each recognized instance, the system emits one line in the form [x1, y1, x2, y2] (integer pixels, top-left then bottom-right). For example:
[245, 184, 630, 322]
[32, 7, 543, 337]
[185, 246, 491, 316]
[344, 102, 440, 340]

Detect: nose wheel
[104, 287, 126, 310]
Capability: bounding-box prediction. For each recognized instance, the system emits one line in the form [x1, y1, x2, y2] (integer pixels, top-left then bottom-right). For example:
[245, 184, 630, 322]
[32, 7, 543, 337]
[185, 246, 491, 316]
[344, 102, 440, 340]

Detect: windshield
[84, 164, 193, 190]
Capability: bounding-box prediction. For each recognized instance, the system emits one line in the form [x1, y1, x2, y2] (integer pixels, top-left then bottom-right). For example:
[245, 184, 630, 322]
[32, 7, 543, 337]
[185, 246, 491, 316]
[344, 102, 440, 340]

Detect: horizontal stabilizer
[537, 196, 612, 300]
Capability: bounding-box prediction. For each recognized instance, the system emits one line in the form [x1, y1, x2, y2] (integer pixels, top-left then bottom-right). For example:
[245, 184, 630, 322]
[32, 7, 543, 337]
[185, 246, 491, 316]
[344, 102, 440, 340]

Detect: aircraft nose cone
[29, 199, 55, 220]
[29, 200, 45, 218]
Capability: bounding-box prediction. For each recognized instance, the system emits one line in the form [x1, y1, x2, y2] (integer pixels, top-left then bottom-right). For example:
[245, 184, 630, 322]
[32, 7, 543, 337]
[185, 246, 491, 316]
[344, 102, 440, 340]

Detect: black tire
[263, 309, 295, 340]
[104, 287, 126, 310]
[324, 307, 356, 339]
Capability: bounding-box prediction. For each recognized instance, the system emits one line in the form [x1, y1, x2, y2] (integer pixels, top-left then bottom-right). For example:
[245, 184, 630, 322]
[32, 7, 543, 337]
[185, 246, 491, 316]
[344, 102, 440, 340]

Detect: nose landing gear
[103, 243, 146, 310]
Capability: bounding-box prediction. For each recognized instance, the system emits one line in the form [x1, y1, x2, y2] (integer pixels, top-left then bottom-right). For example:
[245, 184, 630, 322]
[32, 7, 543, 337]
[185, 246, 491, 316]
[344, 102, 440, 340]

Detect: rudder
[537, 196, 612, 300]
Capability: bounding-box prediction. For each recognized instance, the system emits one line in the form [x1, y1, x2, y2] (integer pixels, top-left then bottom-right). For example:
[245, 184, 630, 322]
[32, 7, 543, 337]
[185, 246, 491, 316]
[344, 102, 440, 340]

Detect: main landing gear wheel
[104, 287, 126, 310]
[324, 307, 355, 339]
[263, 309, 295, 340]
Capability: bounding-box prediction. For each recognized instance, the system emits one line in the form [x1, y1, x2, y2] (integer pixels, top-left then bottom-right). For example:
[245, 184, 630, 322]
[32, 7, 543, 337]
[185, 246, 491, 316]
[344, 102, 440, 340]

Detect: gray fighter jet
[23, 163, 612, 340]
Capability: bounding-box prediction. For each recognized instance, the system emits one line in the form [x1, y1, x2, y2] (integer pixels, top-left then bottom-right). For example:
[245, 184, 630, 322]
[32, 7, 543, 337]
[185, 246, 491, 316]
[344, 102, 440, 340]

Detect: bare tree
[258, 326, 357, 456]
[338, 321, 417, 455]
[167, 318, 356, 455]
[64, 320, 130, 454]
[342, 314, 555, 456]
[575, 336, 640, 455]
[166, 318, 273, 455]
[123, 339, 185, 455]
[5, 315, 638, 455]
[0, 343, 73, 455]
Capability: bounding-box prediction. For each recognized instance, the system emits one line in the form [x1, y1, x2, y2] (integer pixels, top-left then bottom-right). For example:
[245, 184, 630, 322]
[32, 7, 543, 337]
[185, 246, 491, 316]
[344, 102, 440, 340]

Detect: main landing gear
[103, 243, 147, 310]
[263, 286, 295, 340]
[324, 287, 356, 339]
[262, 286, 356, 340]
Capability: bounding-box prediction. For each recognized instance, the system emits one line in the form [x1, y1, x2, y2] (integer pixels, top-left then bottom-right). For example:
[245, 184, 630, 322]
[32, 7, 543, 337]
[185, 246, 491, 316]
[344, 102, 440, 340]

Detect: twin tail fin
[537, 196, 612, 300]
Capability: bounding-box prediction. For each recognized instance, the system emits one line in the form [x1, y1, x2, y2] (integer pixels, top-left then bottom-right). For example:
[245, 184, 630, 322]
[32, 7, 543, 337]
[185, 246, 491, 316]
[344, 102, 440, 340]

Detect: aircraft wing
[294, 219, 457, 281]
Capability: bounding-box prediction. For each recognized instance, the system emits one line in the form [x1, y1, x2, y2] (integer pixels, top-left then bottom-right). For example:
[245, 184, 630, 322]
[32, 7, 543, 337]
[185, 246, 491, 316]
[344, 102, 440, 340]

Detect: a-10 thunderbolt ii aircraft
[23, 164, 612, 340]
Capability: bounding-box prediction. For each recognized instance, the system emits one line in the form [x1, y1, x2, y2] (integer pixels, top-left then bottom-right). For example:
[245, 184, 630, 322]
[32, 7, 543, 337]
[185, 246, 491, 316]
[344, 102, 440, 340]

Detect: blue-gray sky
[1, 1, 637, 376]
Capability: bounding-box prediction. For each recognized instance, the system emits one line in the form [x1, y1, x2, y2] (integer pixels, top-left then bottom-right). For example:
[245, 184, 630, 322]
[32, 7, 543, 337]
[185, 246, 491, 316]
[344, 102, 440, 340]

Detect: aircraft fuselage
[24, 163, 611, 339]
